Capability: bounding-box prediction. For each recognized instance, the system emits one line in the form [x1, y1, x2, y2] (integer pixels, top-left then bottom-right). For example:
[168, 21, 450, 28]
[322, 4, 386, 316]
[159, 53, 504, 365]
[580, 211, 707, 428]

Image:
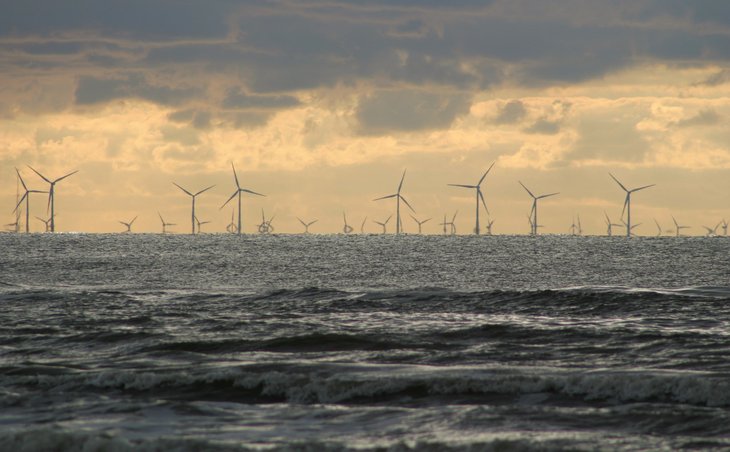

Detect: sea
[1, 233, 730, 451]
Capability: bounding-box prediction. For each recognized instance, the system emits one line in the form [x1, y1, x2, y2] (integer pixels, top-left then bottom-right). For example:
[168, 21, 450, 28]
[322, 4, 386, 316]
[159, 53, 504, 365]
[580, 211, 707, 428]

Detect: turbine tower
[297, 217, 318, 233]
[447, 162, 495, 235]
[158, 212, 175, 233]
[119, 216, 138, 233]
[519, 181, 558, 235]
[28, 166, 78, 233]
[221, 163, 264, 235]
[410, 215, 431, 234]
[671, 216, 690, 237]
[373, 169, 415, 234]
[609, 173, 655, 238]
[342, 212, 353, 234]
[13, 169, 46, 233]
[373, 215, 392, 234]
[604, 212, 622, 237]
[173, 183, 215, 234]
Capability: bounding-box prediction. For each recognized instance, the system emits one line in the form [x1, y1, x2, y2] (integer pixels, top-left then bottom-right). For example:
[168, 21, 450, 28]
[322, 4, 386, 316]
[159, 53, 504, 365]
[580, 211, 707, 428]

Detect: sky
[1, 0, 730, 235]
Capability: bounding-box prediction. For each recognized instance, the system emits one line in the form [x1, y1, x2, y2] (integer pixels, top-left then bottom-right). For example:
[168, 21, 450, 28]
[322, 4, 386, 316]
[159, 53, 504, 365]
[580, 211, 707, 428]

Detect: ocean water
[1, 233, 730, 451]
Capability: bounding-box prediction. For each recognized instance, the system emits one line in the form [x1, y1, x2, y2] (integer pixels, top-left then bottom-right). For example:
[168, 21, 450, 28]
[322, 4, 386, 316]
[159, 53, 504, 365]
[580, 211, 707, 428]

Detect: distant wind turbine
[4, 219, 19, 233]
[297, 217, 318, 233]
[447, 162, 495, 235]
[173, 182, 215, 234]
[158, 212, 176, 233]
[485, 218, 494, 235]
[373, 169, 415, 234]
[195, 215, 211, 234]
[721, 219, 728, 237]
[257, 209, 275, 234]
[604, 212, 622, 237]
[13, 168, 46, 233]
[28, 166, 78, 233]
[653, 218, 662, 237]
[701, 222, 721, 237]
[440, 214, 448, 235]
[441, 211, 457, 235]
[609, 173, 654, 238]
[225, 210, 237, 233]
[410, 214, 431, 234]
[221, 163, 264, 235]
[519, 181, 558, 235]
[671, 216, 690, 237]
[342, 212, 353, 234]
[527, 215, 544, 235]
[119, 216, 138, 233]
[622, 220, 642, 237]
[360, 217, 367, 234]
[35, 216, 53, 232]
[373, 215, 392, 234]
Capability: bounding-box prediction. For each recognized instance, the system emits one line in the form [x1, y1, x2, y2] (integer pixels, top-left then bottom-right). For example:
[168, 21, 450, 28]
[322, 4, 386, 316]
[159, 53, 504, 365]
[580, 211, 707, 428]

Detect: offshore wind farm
[3, 2, 730, 452]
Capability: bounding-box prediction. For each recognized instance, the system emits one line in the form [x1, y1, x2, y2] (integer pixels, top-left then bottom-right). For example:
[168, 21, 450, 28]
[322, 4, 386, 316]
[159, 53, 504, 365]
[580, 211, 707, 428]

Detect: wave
[13, 364, 730, 408]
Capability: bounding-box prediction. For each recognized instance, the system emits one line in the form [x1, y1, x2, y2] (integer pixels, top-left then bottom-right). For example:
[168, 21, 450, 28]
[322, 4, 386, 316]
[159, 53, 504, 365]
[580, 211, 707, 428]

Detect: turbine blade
[609, 172, 628, 192]
[518, 181, 535, 199]
[422, 218, 431, 224]
[15, 168, 27, 191]
[221, 191, 238, 209]
[537, 192, 559, 199]
[479, 190, 489, 216]
[240, 188, 265, 196]
[631, 184, 655, 193]
[448, 184, 476, 189]
[385, 215, 392, 224]
[398, 169, 406, 193]
[13, 193, 28, 213]
[231, 162, 240, 189]
[298, 217, 306, 226]
[130, 216, 138, 225]
[478, 161, 496, 186]
[399, 195, 416, 213]
[173, 182, 193, 196]
[27, 165, 51, 184]
[373, 194, 397, 201]
[54, 170, 78, 183]
[621, 195, 629, 218]
[410, 214, 418, 223]
[194, 185, 215, 196]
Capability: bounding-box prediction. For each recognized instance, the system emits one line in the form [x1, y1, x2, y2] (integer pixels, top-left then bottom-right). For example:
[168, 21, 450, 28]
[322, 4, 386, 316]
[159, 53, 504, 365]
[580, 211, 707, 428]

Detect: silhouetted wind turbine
[159, 212, 175, 233]
[173, 183, 215, 234]
[653, 218, 663, 237]
[446, 211, 458, 235]
[13, 169, 46, 233]
[485, 218, 494, 235]
[36, 216, 53, 232]
[604, 212, 622, 237]
[119, 216, 137, 233]
[671, 216, 690, 237]
[609, 173, 654, 238]
[519, 181, 558, 235]
[448, 162, 494, 235]
[721, 219, 728, 237]
[440, 214, 448, 235]
[569, 217, 578, 236]
[257, 209, 275, 234]
[194, 215, 211, 234]
[297, 217, 318, 233]
[701, 222, 721, 237]
[342, 212, 353, 234]
[622, 220, 642, 237]
[221, 163, 264, 235]
[410, 214, 431, 234]
[373, 215, 392, 234]
[226, 210, 237, 233]
[360, 217, 367, 234]
[374, 169, 415, 234]
[28, 166, 78, 233]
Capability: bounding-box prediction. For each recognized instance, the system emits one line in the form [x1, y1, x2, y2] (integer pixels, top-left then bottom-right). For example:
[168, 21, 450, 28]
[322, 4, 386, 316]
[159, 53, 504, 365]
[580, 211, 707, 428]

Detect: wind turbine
[13, 169, 47, 233]
[720, 219, 728, 237]
[485, 218, 494, 235]
[257, 209, 275, 234]
[194, 215, 211, 234]
[4, 219, 19, 233]
[609, 173, 655, 238]
[410, 215, 431, 234]
[527, 215, 544, 235]
[373, 169, 415, 234]
[221, 163, 264, 235]
[622, 220, 642, 237]
[604, 212, 622, 237]
[447, 162, 495, 235]
[373, 215, 392, 234]
[28, 166, 78, 233]
[671, 216, 690, 237]
[173, 182, 215, 234]
[119, 216, 138, 233]
[158, 212, 176, 233]
[342, 212, 353, 234]
[519, 181, 558, 235]
[701, 222, 721, 237]
[653, 218, 662, 237]
[36, 216, 53, 232]
[297, 217, 318, 233]
[443, 211, 457, 235]
[569, 217, 578, 236]
[360, 217, 367, 234]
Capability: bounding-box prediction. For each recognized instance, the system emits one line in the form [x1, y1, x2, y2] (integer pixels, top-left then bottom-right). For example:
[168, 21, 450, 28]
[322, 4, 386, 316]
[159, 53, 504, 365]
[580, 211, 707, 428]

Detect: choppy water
[1, 233, 730, 451]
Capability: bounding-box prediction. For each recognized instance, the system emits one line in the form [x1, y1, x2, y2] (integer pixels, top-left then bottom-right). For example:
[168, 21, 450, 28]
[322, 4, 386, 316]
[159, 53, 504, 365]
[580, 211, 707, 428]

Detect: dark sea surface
[1, 233, 730, 451]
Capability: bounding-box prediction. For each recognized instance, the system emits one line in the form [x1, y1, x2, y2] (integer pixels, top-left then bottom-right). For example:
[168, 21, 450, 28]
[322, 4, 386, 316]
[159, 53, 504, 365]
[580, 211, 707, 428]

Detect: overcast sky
[2, 0, 729, 234]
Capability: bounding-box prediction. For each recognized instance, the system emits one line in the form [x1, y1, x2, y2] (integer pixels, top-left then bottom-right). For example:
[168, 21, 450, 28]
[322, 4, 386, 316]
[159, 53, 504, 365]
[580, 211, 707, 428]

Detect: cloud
[222, 89, 301, 110]
[494, 100, 527, 124]
[524, 118, 561, 135]
[75, 73, 201, 106]
[355, 90, 471, 134]
[674, 109, 721, 128]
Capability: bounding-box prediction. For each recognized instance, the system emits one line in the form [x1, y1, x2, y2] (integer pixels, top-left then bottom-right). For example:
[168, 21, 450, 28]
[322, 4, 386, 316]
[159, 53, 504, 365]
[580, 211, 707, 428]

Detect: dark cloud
[674, 109, 721, 128]
[356, 90, 471, 134]
[566, 116, 649, 163]
[75, 74, 201, 106]
[222, 90, 301, 110]
[523, 118, 561, 135]
[494, 100, 527, 124]
[699, 70, 730, 86]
